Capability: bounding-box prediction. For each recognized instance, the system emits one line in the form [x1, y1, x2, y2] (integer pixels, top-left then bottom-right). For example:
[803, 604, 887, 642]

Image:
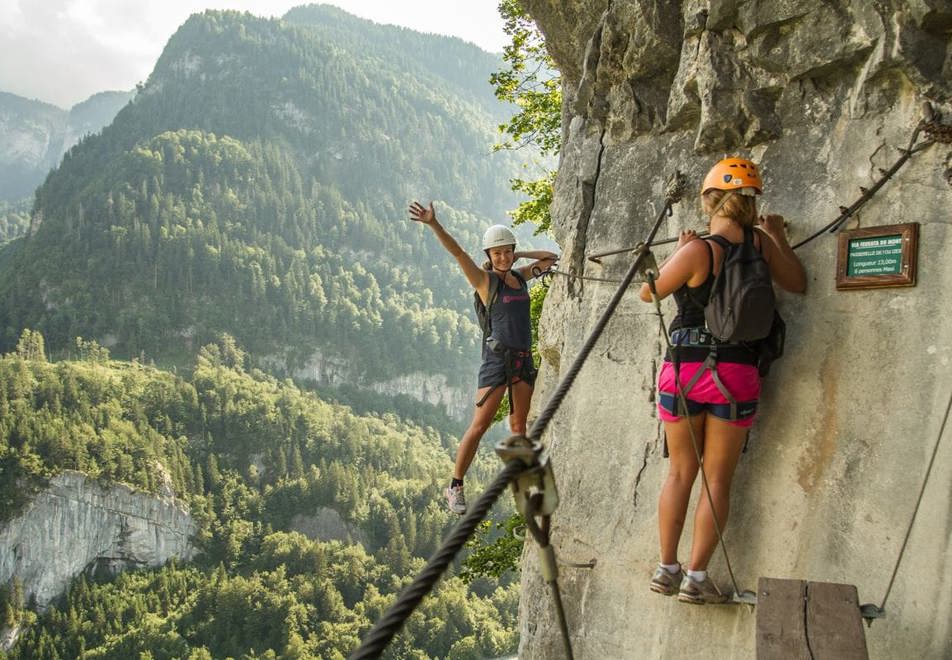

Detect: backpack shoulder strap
[511, 269, 527, 289]
[701, 235, 724, 279]
[487, 271, 501, 307]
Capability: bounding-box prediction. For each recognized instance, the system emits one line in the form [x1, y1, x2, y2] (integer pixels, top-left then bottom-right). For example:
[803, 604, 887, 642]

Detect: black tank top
[669, 241, 715, 333]
[668, 232, 766, 333]
[485, 271, 531, 352]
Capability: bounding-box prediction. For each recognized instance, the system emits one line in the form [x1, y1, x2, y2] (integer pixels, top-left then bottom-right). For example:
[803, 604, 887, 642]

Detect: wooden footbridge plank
[756, 577, 869, 660]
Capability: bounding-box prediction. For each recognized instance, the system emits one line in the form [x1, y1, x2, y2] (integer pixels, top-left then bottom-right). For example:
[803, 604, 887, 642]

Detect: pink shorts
[657, 360, 761, 428]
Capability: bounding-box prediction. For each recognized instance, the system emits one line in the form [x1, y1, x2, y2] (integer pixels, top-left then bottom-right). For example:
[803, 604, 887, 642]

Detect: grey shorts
[477, 349, 536, 389]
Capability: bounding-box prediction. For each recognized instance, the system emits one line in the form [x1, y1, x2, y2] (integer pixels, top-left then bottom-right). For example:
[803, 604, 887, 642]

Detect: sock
[687, 569, 706, 582]
[660, 562, 680, 575]
[450, 478, 464, 489]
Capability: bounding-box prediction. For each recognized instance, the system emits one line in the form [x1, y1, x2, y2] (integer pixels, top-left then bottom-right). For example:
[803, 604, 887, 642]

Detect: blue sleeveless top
[485, 271, 531, 353]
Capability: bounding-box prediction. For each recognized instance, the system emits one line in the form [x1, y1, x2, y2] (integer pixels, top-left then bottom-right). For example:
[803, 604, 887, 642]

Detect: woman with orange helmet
[409, 201, 557, 515]
[639, 157, 806, 603]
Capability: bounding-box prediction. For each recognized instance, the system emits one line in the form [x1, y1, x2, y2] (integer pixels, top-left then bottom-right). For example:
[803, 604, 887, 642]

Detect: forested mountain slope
[0, 7, 523, 410]
[0, 336, 518, 658]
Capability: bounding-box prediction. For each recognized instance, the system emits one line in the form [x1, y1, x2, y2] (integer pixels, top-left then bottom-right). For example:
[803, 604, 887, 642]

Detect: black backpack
[474, 270, 524, 338]
[705, 229, 776, 343]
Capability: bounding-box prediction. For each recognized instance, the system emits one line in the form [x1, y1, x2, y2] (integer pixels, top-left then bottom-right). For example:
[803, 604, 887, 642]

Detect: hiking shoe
[445, 485, 466, 515]
[677, 574, 729, 604]
[650, 565, 684, 596]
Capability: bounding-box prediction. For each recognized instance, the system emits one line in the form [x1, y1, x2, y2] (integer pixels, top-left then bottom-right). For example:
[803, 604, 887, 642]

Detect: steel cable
[876, 385, 952, 615]
[528, 199, 680, 441]
[349, 460, 526, 659]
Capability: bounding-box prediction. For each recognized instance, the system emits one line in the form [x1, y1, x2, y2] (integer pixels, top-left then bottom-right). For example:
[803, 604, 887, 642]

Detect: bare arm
[409, 201, 490, 297]
[515, 249, 559, 280]
[757, 214, 807, 293]
[638, 230, 705, 302]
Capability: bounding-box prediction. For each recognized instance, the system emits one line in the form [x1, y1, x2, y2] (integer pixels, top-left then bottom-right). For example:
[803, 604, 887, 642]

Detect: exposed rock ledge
[0, 470, 195, 611]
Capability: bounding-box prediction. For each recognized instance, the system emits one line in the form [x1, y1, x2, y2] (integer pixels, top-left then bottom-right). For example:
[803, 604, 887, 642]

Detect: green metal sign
[846, 234, 903, 277]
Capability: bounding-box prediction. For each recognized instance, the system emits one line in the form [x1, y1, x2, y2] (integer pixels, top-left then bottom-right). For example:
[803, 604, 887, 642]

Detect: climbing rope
[586, 230, 710, 264]
[527, 171, 688, 440]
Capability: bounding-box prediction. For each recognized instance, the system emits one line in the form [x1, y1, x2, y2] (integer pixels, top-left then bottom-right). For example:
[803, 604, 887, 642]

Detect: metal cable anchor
[496, 434, 572, 659]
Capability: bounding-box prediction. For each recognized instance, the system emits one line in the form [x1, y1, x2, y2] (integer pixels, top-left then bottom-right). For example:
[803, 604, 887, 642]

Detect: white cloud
[0, 0, 507, 108]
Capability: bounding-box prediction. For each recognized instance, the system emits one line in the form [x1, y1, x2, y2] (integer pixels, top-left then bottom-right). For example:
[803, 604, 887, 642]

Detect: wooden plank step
[756, 577, 869, 660]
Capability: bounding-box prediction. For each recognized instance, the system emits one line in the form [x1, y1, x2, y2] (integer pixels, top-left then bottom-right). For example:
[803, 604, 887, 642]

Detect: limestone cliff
[519, 1, 952, 657]
[0, 90, 132, 202]
[0, 471, 194, 612]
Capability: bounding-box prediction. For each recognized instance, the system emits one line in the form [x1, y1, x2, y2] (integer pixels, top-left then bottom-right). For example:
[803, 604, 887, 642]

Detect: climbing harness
[475, 342, 535, 415]
[350, 171, 688, 659]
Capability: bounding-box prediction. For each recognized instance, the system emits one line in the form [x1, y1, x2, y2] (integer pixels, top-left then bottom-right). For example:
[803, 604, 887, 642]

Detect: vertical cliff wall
[0, 471, 194, 611]
[519, 1, 952, 657]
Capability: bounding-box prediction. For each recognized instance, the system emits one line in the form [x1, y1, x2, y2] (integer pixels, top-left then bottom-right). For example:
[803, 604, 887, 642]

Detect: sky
[0, 1, 508, 108]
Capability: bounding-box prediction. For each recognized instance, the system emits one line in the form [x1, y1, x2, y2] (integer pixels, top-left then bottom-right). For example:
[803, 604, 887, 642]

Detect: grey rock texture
[290, 507, 369, 547]
[519, 1, 952, 658]
[0, 90, 132, 202]
[0, 470, 194, 611]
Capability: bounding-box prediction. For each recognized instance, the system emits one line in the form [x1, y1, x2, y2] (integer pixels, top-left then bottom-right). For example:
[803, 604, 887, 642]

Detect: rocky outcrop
[287, 349, 470, 420]
[0, 90, 132, 202]
[0, 471, 194, 611]
[520, 1, 952, 658]
[290, 507, 369, 547]
[369, 372, 469, 420]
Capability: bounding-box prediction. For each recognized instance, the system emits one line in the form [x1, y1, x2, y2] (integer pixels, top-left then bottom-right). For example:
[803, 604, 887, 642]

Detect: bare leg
[507, 379, 534, 434]
[688, 416, 747, 571]
[454, 384, 508, 479]
[658, 414, 706, 565]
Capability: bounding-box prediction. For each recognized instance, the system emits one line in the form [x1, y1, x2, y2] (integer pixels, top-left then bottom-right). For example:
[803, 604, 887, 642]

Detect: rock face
[0, 90, 133, 202]
[0, 471, 194, 611]
[519, 2, 952, 658]
[290, 507, 369, 547]
[369, 372, 469, 420]
[289, 349, 470, 420]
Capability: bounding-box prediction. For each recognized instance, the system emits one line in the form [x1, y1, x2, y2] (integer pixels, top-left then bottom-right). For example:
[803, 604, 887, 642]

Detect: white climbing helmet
[482, 224, 517, 251]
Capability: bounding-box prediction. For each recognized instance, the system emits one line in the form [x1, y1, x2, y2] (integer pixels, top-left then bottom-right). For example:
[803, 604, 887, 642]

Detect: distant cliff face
[0, 471, 194, 611]
[520, 1, 952, 658]
[0, 90, 132, 202]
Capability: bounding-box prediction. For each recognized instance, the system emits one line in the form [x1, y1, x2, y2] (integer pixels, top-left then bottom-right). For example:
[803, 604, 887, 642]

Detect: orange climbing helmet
[702, 157, 763, 195]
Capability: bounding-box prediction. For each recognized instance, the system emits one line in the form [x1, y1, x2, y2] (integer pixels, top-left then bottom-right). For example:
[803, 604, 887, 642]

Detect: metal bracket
[633, 243, 659, 284]
[511, 456, 560, 519]
[732, 589, 758, 606]
[859, 603, 886, 625]
[495, 434, 559, 519]
[495, 433, 539, 466]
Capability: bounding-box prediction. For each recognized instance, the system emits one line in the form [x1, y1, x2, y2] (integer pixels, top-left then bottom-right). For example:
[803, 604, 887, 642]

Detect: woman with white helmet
[409, 201, 557, 514]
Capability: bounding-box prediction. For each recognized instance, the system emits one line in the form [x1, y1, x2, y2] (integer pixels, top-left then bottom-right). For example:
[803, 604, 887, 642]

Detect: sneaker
[649, 565, 684, 596]
[445, 484, 466, 515]
[677, 574, 729, 604]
